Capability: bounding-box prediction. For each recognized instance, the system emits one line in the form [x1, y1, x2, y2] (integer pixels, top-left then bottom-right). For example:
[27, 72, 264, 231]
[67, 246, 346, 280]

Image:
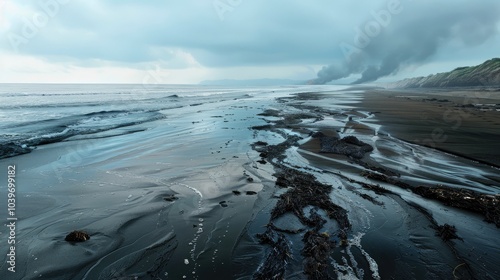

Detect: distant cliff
[388, 58, 500, 88]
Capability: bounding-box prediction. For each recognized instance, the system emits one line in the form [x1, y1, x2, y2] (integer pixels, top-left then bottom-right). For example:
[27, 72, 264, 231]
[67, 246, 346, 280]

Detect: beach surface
[360, 88, 500, 167]
[0, 85, 499, 279]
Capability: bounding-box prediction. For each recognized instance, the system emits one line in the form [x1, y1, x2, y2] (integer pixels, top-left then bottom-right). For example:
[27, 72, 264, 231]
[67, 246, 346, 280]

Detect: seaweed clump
[302, 231, 336, 279]
[65, 230, 90, 242]
[0, 142, 32, 159]
[163, 194, 178, 202]
[361, 171, 500, 227]
[435, 224, 461, 241]
[254, 228, 292, 280]
[271, 168, 350, 234]
[253, 139, 350, 279]
[256, 166, 349, 280]
[313, 133, 373, 159]
[361, 171, 412, 189]
[414, 185, 500, 227]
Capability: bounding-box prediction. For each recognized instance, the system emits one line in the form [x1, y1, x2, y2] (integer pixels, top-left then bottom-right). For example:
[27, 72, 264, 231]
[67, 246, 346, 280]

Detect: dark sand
[359, 88, 500, 167]
[1, 87, 499, 280]
[240, 88, 499, 279]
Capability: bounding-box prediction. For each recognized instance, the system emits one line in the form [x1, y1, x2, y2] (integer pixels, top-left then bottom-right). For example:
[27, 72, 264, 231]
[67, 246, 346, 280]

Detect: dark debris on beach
[65, 230, 90, 242]
[0, 142, 32, 159]
[254, 228, 292, 280]
[435, 224, 461, 241]
[313, 132, 374, 159]
[250, 99, 499, 279]
[252, 129, 350, 279]
[270, 168, 350, 235]
[302, 231, 336, 280]
[414, 185, 500, 227]
[360, 169, 500, 227]
[163, 194, 179, 202]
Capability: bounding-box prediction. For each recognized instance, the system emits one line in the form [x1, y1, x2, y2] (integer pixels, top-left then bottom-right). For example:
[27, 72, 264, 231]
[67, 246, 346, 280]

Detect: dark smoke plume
[311, 0, 500, 84]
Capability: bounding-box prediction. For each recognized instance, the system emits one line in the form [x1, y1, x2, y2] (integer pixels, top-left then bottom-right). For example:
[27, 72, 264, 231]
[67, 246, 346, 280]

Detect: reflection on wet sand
[1, 86, 498, 279]
[236, 88, 499, 279]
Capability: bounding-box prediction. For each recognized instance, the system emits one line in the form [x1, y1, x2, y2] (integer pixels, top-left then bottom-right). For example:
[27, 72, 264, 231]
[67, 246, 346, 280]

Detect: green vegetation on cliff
[390, 58, 500, 88]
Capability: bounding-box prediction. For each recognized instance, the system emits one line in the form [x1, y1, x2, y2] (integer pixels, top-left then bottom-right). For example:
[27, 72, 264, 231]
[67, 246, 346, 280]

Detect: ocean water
[0, 84, 343, 158]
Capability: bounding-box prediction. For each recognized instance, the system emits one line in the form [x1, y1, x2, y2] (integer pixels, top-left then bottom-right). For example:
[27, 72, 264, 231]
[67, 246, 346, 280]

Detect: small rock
[232, 190, 241, 195]
[246, 191, 258, 196]
[436, 224, 460, 241]
[163, 195, 178, 202]
[246, 177, 254, 182]
[65, 230, 90, 242]
[219, 201, 228, 207]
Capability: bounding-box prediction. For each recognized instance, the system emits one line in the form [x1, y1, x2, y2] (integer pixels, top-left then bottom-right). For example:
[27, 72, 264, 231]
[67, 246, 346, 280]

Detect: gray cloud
[2, 0, 499, 82]
[311, 0, 500, 84]
[1, 0, 351, 67]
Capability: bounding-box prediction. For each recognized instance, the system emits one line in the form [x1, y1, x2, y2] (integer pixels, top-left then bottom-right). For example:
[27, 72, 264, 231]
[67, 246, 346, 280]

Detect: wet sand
[1, 86, 499, 279]
[0, 92, 282, 279]
[359, 88, 500, 167]
[240, 88, 499, 279]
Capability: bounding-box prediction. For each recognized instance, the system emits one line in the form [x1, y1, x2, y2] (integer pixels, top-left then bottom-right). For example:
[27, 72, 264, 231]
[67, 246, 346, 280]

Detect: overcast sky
[1, 0, 499, 84]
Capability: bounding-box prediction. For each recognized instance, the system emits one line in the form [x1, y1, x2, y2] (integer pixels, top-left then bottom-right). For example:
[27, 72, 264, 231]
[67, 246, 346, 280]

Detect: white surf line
[333, 257, 360, 280]
[175, 182, 204, 200]
[350, 232, 380, 280]
[345, 244, 364, 279]
[333, 231, 381, 280]
[172, 182, 204, 278]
